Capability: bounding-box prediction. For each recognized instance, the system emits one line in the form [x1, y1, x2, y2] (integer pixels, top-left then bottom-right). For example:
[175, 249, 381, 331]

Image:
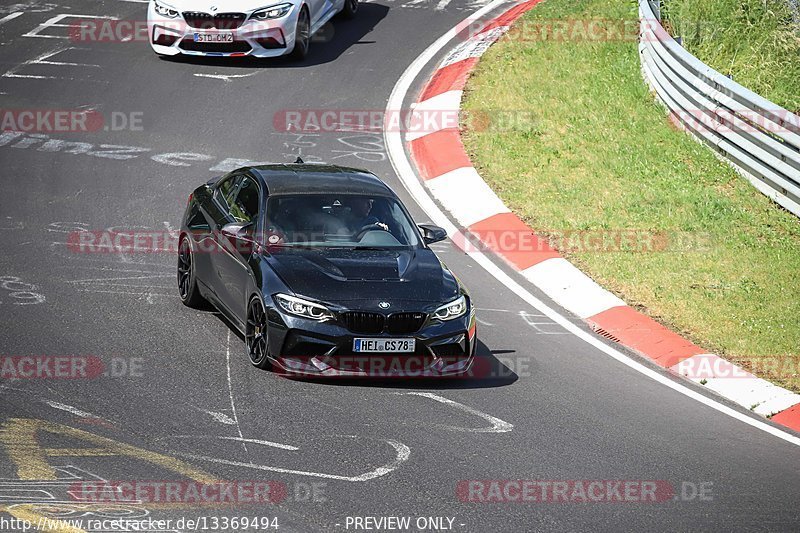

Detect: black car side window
[231, 177, 260, 224]
[214, 176, 240, 219]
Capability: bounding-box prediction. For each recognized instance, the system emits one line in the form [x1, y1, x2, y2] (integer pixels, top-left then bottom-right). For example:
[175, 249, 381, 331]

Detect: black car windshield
[265, 194, 422, 249]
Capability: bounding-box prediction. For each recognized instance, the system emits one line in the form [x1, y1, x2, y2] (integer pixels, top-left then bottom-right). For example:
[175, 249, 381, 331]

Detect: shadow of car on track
[295, 341, 520, 390]
[212, 309, 519, 390]
[157, 4, 390, 69]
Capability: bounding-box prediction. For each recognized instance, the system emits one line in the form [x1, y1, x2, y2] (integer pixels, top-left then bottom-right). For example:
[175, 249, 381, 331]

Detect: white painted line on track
[176, 437, 411, 482]
[384, 0, 800, 447]
[170, 435, 299, 451]
[219, 436, 299, 451]
[68, 274, 171, 284]
[402, 392, 513, 433]
[519, 310, 569, 335]
[3, 46, 100, 81]
[192, 407, 236, 425]
[44, 401, 105, 420]
[225, 329, 250, 455]
[193, 73, 258, 82]
[24, 14, 118, 39]
[0, 12, 23, 26]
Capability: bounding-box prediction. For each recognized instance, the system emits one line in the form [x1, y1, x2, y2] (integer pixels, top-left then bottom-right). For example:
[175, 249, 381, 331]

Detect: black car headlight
[274, 293, 333, 321]
[252, 3, 293, 20]
[433, 295, 467, 321]
[153, 1, 179, 18]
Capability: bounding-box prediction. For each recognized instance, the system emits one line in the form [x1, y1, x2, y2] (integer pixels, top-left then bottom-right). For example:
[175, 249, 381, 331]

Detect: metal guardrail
[639, 0, 800, 217]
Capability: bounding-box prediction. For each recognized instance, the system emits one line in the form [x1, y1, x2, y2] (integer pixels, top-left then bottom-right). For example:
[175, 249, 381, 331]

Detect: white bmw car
[147, 0, 358, 59]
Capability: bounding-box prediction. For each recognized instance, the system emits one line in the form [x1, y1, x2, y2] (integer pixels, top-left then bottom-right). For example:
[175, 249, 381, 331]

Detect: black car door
[213, 174, 262, 322]
[194, 174, 239, 297]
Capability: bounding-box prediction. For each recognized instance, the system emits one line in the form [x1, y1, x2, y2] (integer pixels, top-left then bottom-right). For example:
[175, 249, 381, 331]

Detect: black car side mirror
[418, 224, 447, 245]
[221, 222, 245, 237]
[220, 222, 254, 240]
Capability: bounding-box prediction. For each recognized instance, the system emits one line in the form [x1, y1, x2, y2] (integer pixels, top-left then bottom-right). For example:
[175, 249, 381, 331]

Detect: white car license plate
[353, 338, 415, 353]
[193, 32, 234, 43]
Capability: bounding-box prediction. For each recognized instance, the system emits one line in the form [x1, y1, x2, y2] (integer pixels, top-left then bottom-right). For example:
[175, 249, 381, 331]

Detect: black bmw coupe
[178, 162, 476, 377]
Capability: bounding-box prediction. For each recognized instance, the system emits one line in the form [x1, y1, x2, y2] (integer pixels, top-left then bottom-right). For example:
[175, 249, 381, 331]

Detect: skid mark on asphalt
[399, 392, 513, 433]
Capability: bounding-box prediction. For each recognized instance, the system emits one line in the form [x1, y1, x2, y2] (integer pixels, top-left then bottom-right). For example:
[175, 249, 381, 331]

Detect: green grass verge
[461, 0, 800, 391]
[663, 0, 800, 112]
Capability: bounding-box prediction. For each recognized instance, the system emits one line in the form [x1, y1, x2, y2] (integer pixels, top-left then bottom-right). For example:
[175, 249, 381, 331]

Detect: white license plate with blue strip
[353, 338, 415, 353]
[194, 32, 233, 43]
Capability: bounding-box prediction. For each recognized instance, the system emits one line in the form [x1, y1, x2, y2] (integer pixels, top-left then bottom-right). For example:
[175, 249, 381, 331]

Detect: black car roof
[247, 164, 395, 197]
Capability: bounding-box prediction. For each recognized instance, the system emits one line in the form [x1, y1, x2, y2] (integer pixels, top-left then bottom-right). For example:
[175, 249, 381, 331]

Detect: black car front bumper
[265, 303, 477, 377]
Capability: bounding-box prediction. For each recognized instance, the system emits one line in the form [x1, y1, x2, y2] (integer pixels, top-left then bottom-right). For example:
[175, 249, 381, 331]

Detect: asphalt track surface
[1, 1, 799, 532]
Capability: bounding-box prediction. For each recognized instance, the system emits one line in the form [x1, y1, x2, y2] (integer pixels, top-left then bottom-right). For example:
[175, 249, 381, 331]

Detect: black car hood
[264, 247, 460, 304]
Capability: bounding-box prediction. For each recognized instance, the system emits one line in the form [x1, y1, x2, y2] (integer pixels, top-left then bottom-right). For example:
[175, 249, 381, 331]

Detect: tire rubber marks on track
[400, 392, 513, 433]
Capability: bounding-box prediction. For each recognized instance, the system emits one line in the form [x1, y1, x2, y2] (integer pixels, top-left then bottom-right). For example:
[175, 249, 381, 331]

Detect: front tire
[177, 236, 206, 307]
[290, 8, 310, 60]
[246, 297, 272, 370]
[340, 0, 358, 19]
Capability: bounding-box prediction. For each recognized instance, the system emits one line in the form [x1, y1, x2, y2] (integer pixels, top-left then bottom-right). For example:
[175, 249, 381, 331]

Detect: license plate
[353, 338, 416, 353]
[193, 32, 234, 43]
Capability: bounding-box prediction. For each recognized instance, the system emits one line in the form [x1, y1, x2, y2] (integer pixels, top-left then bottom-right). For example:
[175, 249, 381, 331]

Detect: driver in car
[345, 197, 389, 233]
